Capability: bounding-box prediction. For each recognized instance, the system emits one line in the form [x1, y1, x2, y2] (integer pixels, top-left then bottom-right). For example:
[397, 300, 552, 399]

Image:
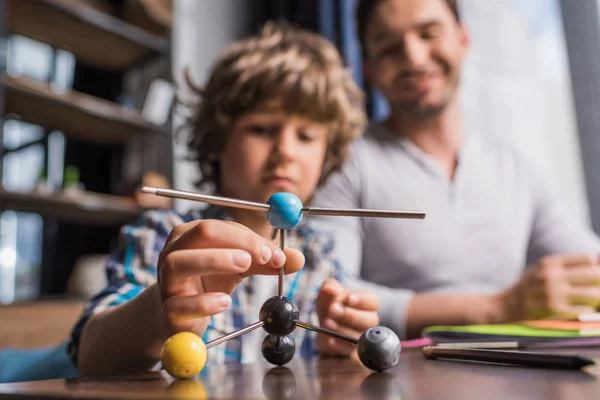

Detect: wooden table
[1, 348, 599, 399]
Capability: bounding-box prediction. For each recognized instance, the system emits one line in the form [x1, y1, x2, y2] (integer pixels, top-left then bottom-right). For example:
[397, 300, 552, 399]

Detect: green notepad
[423, 323, 592, 342]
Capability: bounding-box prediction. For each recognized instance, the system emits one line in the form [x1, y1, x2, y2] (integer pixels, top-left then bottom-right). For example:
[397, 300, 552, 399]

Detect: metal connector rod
[206, 321, 265, 349]
[278, 229, 285, 297]
[295, 320, 358, 345]
[302, 207, 425, 219]
[141, 186, 270, 212]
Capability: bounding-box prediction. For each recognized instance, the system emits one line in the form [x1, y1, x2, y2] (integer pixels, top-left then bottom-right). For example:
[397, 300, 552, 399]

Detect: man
[312, 0, 600, 339]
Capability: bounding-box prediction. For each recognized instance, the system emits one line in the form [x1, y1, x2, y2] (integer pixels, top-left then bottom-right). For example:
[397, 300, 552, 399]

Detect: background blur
[174, 0, 594, 231]
[1, 0, 600, 348]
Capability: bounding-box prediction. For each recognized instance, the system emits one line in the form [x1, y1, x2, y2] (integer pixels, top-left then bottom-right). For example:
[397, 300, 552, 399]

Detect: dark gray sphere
[260, 296, 299, 335]
[360, 372, 403, 400]
[262, 334, 296, 366]
[357, 326, 401, 372]
[262, 367, 297, 400]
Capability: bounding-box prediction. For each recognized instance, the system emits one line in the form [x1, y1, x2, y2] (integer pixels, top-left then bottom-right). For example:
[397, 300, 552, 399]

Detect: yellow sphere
[161, 332, 207, 379]
[166, 379, 208, 399]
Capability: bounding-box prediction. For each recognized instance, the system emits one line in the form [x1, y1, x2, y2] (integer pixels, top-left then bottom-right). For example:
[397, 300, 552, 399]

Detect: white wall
[460, 0, 591, 223]
[171, 0, 254, 212]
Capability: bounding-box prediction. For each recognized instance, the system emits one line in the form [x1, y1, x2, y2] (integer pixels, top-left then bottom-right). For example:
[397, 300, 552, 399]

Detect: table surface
[1, 348, 600, 400]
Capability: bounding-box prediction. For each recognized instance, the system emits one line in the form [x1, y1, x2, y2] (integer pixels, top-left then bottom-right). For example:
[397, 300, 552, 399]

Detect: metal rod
[295, 321, 358, 345]
[205, 321, 265, 349]
[302, 207, 426, 219]
[141, 186, 270, 212]
[278, 229, 285, 297]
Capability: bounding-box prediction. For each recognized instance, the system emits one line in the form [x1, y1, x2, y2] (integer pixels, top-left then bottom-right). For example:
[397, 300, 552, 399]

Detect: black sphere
[262, 367, 297, 400]
[357, 326, 401, 372]
[360, 372, 403, 400]
[259, 296, 299, 335]
[262, 334, 296, 366]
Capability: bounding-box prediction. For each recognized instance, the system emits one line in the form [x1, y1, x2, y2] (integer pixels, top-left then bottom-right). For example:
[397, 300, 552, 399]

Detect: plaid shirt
[68, 206, 343, 367]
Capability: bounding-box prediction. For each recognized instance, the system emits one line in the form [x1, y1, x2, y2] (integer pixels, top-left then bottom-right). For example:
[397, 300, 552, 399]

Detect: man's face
[363, 0, 469, 117]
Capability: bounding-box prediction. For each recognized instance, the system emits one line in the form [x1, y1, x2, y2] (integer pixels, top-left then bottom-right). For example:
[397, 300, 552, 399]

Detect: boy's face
[363, 0, 469, 117]
[219, 108, 329, 205]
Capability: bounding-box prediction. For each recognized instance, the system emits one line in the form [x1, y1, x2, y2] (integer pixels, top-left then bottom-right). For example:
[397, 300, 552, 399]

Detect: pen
[422, 346, 595, 369]
[434, 341, 520, 350]
[434, 337, 600, 350]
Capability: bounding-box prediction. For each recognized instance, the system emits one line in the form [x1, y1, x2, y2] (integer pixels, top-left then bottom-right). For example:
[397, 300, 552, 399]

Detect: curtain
[559, 0, 600, 233]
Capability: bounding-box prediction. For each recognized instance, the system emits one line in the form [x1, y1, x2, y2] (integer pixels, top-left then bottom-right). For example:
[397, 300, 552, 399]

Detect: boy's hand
[156, 219, 305, 337]
[497, 253, 600, 321]
[315, 278, 380, 356]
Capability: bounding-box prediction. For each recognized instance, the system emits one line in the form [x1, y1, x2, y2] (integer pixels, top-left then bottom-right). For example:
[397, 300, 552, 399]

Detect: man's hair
[356, 0, 461, 57]
[179, 22, 366, 193]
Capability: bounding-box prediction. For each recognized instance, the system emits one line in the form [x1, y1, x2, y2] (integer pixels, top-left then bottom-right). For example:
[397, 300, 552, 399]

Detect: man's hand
[315, 278, 380, 356]
[498, 253, 600, 321]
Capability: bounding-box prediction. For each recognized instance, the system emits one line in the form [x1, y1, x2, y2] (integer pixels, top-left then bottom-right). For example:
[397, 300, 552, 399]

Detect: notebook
[423, 321, 600, 343]
[522, 320, 600, 335]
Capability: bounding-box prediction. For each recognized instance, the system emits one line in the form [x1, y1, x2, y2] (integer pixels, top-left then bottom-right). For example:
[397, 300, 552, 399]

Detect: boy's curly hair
[178, 22, 366, 193]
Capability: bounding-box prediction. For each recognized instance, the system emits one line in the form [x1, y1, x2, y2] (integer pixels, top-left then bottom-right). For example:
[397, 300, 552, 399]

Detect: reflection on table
[1, 349, 600, 399]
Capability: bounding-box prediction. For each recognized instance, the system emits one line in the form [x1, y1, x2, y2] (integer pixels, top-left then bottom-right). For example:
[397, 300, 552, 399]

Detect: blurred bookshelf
[3, 75, 165, 144]
[0, 0, 173, 304]
[0, 188, 142, 225]
[7, 0, 170, 70]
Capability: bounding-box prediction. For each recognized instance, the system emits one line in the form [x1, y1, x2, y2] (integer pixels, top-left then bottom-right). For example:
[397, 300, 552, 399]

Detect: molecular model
[142, 187, 426, 378]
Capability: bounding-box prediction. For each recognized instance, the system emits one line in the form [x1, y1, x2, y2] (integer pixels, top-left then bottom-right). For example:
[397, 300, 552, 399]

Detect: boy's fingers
[317, 336, 355, 356]
[343, 292, 380, 311]
[165, 220, 202, 246]
[240, 248, 305, 277]
[316, 322, 357, 356]
[164, 220, 285, 267]
[320, 320, 361, 354]
[321, 278, 345, 296]
[316, 279, 346, 317]
[327, 337, 356, 355]
[326, 305, 380, 332]
[322, 318, 364, 342]
[161, 248, 252, 286]
[162, 292, 231, 328]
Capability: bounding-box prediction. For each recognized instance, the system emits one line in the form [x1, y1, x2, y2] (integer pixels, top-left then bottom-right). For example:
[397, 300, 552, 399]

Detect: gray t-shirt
[311, 123, 600, 338]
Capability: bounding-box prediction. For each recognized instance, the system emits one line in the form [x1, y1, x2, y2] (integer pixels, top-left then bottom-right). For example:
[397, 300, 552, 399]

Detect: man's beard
[391, 86, 456, 118]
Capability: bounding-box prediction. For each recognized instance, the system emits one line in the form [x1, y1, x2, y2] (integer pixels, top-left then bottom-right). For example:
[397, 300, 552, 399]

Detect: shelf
[0, 189, 142, 225]
[3, 75, 164, 144]
[6, 0, 170, 70]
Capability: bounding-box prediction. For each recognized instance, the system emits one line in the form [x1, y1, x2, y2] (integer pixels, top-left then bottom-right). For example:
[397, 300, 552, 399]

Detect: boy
[69, 22, 379, 377]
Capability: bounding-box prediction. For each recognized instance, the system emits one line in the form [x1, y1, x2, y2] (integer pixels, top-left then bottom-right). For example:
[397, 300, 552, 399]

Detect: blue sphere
[266, 192, 303, 229]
